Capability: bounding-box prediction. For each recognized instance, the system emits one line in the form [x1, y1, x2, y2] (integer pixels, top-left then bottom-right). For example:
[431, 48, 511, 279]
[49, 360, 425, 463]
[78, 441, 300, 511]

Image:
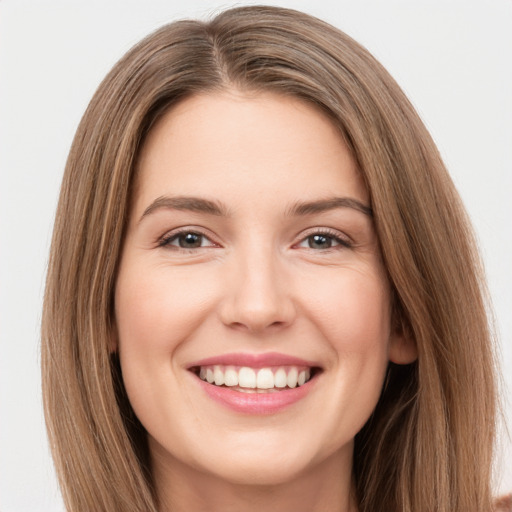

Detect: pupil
[309, 234, 331, 249]
[180, 233, 201, 248]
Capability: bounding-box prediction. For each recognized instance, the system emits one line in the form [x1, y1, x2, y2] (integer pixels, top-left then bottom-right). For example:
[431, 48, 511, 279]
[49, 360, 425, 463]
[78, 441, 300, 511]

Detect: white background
[1, 1, 511, 510]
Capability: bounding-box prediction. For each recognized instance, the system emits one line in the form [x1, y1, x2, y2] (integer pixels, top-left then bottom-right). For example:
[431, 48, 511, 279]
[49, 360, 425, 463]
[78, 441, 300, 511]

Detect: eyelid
[155, 225, 352, 251]
[293, 227, 353, 249]
[157, 226, 220, 249]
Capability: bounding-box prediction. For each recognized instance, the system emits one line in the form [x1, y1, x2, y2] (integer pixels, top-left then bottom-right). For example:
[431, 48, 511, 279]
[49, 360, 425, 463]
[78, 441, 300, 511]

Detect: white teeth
[256, 368, 274, 389]
[197, 364, 314, 391]
[274, 368, 287, 388]
[287, 367, 298, 388]
[224, 366, 238, 387]
[238, 367, 257, 388]
[213, 365, 224, 386]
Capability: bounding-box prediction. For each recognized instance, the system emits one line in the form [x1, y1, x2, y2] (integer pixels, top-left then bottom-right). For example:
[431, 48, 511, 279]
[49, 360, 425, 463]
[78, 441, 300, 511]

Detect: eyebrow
[139, 195, 373, 223]
[140, 196, 229, 222]
[286, 197, 373, 217]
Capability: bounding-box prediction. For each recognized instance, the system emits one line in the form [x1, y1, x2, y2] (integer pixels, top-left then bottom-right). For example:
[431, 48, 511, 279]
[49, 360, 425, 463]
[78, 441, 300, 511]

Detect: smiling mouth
[190, 365, 321, 392]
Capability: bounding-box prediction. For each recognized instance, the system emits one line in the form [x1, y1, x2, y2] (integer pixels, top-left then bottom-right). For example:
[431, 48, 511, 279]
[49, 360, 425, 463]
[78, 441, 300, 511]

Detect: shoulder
[495, 494, 512, 511]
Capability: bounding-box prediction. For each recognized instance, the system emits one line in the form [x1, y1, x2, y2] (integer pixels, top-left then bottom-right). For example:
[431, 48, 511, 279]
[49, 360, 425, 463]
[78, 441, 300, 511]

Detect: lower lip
[195, 375, 317, 414]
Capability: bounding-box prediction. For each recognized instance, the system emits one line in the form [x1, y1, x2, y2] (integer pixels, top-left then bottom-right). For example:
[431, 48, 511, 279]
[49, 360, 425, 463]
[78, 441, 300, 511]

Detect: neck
[152, 446, 358, 512]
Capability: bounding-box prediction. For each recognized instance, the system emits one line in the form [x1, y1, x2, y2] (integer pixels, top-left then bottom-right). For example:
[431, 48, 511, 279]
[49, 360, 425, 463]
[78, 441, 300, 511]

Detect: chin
[205, 458, 307, 487]
[195, 437, 335, 487]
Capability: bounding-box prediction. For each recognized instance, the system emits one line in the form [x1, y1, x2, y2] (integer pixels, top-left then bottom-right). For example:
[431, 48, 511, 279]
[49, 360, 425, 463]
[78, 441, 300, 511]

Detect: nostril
[225, 313, 295, 333]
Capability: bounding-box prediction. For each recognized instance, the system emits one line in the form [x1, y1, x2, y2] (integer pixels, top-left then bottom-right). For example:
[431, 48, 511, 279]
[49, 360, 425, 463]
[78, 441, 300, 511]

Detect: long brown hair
[41, 6, 497, 511]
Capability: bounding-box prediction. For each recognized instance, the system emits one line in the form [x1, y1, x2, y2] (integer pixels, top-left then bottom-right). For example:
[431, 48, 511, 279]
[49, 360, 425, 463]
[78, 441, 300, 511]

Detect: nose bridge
[220, 235, 295, 332]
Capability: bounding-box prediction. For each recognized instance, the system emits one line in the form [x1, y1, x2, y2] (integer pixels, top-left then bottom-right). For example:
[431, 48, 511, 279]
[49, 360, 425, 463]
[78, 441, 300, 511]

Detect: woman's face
[115, 90, 413, 487]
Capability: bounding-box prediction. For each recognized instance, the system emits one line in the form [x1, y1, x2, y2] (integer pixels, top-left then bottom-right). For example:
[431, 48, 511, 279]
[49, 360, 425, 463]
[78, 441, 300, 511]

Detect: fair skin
[115, 90, 416, 512]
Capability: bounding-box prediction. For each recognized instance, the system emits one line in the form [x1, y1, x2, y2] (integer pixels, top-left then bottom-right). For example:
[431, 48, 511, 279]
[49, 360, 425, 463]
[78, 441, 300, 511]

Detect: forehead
[134, 90, 367, 214]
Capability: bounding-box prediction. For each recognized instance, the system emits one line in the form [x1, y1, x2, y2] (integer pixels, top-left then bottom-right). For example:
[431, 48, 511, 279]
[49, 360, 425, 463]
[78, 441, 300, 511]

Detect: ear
[388, 318, 417, 364]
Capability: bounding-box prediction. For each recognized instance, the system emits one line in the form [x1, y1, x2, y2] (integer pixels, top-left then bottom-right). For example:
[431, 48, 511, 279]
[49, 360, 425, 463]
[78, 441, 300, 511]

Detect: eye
[159, 230, 216, 249]
[296, 231, 351, 250]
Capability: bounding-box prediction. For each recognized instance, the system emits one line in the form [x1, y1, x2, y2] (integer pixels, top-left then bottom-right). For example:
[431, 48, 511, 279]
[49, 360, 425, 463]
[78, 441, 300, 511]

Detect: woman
[41, 6, 499, 511]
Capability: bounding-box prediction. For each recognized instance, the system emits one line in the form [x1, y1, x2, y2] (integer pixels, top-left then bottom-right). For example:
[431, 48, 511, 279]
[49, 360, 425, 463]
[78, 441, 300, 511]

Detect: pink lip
[187, 351, 319, 369]
[187, 352, 321, 415]
[195, 375, 317, 414]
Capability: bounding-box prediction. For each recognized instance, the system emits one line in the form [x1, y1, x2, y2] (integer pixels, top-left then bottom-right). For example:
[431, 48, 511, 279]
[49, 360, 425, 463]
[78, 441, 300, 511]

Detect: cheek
[304, 268, 392, 356]
[113, 261, 221, 434]
[115, 263, 219, 355]
[332, 275, 391, 391]
[300, 268, 391, 434]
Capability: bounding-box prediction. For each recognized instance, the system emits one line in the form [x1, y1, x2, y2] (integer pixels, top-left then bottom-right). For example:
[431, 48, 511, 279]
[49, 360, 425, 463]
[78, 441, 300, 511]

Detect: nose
[218, 246, 296, 333]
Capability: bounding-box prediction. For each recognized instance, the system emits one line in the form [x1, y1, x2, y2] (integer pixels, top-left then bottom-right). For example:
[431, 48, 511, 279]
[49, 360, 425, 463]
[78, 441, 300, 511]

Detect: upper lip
[187, 351, 321, 369]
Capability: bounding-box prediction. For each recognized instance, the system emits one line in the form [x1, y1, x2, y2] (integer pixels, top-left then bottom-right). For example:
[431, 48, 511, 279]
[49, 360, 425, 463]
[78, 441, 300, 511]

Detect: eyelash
[158, 229, 216, 250]
[157, 228, 352, 251]
[295, 228, 352, 250]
